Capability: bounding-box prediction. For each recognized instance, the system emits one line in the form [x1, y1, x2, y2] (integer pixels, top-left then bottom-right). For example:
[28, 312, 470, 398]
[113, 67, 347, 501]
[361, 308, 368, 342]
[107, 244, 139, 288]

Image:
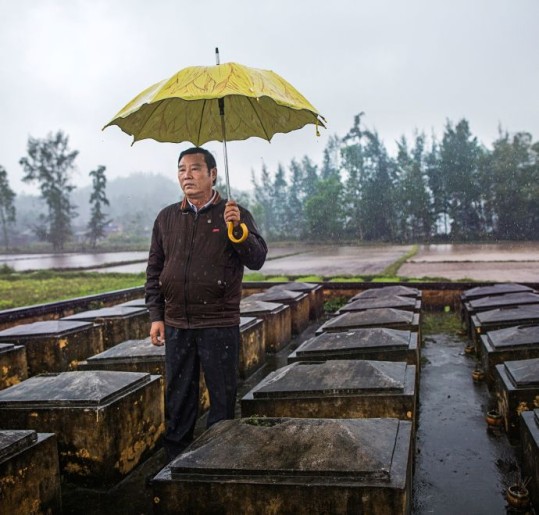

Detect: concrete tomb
[479, 325, 539, 384]
[0, 343, 27, 389]
[350, 285, 421, 302]
[461, 283, 534, 303]
[267, 282, 324, 320]
[152, 417, 413, 515]
[117, 297, 147, 308]
[316, 308, 420, 337]
[0, 370, 164, 486]
[238, 316, 265, 379]
[462, 292, 539, 334]
[241, 360, 416, 424]
[62, 305, 149, 349]
[246, 289, 310, 335]
[520, 409, 539, 511]
[494, 357, 539, 439]
[0, 320, 103, 376]
[337, 295, 421, 314]
[240, 298, 291, 353]
[0, 429, 61, 514]
[288, 328, 419, 368]
[79, 337, 210, 416]
[471, 305, 539, 351]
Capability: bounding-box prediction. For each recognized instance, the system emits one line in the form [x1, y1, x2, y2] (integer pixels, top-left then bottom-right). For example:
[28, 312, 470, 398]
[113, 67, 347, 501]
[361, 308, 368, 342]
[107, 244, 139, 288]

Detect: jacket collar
[180, 190, 222, 213]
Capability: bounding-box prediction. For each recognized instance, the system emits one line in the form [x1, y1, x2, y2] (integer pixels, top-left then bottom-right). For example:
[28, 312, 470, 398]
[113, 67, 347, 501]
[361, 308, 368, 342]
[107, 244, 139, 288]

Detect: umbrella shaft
[219, 98, 232, 200]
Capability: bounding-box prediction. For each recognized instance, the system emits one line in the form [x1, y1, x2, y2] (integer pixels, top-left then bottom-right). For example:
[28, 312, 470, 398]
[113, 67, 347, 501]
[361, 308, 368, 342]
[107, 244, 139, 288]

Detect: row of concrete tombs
[460, 282, 539, 511]
[0, 283, 427, 514]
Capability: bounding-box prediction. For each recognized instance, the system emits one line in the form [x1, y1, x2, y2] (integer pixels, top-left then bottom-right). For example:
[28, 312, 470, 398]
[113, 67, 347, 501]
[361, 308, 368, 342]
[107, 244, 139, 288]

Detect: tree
[286, 159, 306, 239]
[271, 164, 289, 239]
[251, 164, 274, 238]
[304, 176, 345, 241]
[360, 130, 397, 241]
[395, 134, 434, 242]
[0, 166, 16, 249]
[87, 165, 110, 248]
[341, 113, 366, 239]
[486, 131, 539, 240]
[19, 131, 78, 251]
[439, 119, 484, 240]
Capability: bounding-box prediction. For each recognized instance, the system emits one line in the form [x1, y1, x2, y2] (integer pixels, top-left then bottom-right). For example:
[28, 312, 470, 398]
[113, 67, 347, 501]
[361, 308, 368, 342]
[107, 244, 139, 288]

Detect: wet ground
[412, 325, 521, 514]
[3, 243, 539, 281]
[60, 313, 531, 514]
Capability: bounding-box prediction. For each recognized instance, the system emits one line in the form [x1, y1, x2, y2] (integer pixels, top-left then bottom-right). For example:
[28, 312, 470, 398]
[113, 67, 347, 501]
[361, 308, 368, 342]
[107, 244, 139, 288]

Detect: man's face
[178, 153, 216, 202]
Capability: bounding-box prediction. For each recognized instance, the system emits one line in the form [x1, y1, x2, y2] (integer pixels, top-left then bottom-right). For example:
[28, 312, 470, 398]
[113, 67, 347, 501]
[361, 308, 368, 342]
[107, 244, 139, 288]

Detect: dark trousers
[163, 325, 239, 462]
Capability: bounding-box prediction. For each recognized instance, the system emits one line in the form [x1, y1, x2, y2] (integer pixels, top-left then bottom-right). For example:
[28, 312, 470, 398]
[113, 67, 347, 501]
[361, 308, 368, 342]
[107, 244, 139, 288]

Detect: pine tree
[19, 131, 78, 251]
[0, 166, 16, 250]
[87, 165, 110, 248]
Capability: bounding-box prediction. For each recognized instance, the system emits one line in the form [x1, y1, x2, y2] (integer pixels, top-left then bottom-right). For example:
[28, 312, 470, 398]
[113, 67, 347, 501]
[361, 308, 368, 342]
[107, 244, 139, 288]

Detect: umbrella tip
[215, 47, 220, 65]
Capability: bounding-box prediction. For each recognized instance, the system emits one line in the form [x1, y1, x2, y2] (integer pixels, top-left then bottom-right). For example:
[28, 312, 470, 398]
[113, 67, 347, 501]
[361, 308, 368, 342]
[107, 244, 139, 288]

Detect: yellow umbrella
[104, 49, 325, 242]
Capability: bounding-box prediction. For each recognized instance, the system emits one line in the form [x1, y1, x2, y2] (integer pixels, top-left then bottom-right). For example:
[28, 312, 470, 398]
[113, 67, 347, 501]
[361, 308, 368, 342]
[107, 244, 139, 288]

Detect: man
[145, 147, 268, 462]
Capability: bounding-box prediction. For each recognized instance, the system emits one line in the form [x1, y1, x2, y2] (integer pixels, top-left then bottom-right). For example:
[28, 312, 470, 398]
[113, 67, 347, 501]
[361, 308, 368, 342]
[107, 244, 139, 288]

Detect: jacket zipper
[184, 211, 199, 326]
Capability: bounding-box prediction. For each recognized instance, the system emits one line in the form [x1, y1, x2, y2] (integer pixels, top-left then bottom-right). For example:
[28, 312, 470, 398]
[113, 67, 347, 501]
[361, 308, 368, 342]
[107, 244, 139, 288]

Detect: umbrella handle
[227, 221, 249, 243]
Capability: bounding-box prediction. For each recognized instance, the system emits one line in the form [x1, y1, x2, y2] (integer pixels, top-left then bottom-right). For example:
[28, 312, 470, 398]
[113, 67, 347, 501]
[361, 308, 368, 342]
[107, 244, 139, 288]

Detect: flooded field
[399, 243, 539, 282]
[1, 242, 539, 281]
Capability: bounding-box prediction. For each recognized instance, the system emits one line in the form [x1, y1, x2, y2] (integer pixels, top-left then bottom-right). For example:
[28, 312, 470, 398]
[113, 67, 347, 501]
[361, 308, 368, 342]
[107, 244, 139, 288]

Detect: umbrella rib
[246, 97, 271, 141]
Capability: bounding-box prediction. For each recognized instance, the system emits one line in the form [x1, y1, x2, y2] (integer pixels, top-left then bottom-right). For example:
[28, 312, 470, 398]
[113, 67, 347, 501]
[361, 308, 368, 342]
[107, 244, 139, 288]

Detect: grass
[381, 244, 419, 277]
[421, 311, 463, 336]
[0, 269, 145, 310]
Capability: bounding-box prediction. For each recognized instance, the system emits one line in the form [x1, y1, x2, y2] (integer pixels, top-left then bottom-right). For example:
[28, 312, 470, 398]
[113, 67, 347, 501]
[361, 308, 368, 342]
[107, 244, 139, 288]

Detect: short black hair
[178, 147, 217, 171]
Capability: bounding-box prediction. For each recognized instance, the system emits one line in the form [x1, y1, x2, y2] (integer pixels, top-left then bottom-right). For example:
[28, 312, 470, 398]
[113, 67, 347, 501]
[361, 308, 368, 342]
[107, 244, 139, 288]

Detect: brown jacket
[145, 192, 267, 328]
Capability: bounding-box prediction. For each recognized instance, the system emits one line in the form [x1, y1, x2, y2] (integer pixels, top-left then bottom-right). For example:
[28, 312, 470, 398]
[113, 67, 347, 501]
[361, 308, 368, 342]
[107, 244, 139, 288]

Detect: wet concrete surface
[412, 327, 522, 514]
[60, 315, 530, 514]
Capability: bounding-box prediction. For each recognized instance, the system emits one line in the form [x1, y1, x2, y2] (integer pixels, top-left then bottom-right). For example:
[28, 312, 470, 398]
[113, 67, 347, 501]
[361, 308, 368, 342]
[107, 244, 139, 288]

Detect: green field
[0, 269, 146, 310]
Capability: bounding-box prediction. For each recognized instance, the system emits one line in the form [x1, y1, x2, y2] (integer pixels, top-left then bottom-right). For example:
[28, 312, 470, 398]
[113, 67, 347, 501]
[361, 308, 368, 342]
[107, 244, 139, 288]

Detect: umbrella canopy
[103, 61, 325, 146]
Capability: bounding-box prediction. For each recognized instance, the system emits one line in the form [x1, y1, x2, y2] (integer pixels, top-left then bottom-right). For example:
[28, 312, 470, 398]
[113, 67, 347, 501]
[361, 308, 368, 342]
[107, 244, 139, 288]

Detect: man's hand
[224, 200, 241, 228]
[150, 321, 165, 346]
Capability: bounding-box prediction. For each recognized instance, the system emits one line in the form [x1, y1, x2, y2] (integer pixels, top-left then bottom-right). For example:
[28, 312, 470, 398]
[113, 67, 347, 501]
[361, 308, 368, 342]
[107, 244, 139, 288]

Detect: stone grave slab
[0, 430, 61, 514]
[79, 337, 210, 416]
[316, 308, 420, 337]
[337, 295, 421, 315]
[520, 409, 539, 511]
[350, 285, 421, 302]
[471, 305, 539, 351]
[240, 298, 291, 353]
[0, 370, 164, 486]
[117, 297, 147, 308]
[267, 282, 324, 320]
[62, 305, 149, 349]
[494, 357, 539, 440]
[479, 325, 539, 384]
[288, 328, 419, 368]
[0, 320, 103, 376]
[461, 282, 534, 302]
[241, 360, 416, 424]
[0, 343, 27, 389]
[247, 290, 310, 335]
[152, 417, 413, 515]
[462, 292, 539, 334]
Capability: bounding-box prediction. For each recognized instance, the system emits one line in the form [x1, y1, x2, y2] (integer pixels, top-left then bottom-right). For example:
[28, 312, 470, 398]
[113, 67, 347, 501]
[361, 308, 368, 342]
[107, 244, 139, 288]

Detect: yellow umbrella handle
[227, 221, 249, 243]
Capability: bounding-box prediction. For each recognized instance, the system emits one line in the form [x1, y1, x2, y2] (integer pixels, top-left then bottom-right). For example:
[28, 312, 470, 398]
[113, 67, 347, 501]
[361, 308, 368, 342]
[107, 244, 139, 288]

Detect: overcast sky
[1, 0, 537, 196]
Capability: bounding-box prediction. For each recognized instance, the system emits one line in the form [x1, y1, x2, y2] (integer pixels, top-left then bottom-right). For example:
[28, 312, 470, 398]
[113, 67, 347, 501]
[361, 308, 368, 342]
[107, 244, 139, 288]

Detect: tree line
[250, 114, 539, 243]
[1, 116, 538, 252]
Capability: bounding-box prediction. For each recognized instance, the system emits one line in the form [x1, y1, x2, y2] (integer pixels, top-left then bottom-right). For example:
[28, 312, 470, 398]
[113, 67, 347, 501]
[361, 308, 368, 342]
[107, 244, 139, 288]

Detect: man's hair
[178, 147, 217, 171]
